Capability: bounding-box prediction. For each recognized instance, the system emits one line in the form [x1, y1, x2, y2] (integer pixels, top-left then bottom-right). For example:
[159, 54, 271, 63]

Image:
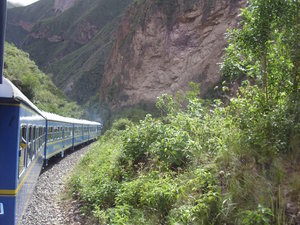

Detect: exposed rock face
[100, 0, 246, 110]
[6, 0, 133, 105]
[54, 0, 78, 13]
[15, 20, 33, 32]
[73, 21, 99, 45]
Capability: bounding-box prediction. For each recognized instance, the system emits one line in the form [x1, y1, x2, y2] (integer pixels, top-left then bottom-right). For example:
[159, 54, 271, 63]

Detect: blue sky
[9, 0, 39, 6]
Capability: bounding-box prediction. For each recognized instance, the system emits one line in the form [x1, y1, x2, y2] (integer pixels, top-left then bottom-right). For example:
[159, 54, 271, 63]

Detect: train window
[43, 127, 45, 145]
[49, 127, 53, 141]
[39, 127, 42, 149]
[18, 125, 27, 177]
[52, 127, 55, 140]
[47, 127, 50, 141]
[56, 127, 59, 140]
[48, 127, 52, 142]
[40, 127, 42, 149]
[59, 127, 62, 139]
[43, 127, 46, 146]
[53, 127, 57, 141]
[56, 127, 58, 140]
[32, 126, 36, 158]
[40, 128, 43, 148]
[57, 127, 60, 140]
[27, 126, 33, 166]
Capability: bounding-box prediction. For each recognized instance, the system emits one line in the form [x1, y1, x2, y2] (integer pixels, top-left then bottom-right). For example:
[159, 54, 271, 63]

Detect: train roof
[0, 77, 43, 115]
[42, 111, 102, 126]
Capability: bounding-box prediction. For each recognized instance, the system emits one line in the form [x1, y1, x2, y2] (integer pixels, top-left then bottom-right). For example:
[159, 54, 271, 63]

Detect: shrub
[240, 205, 273, 225]
[140, 173, 179, 218]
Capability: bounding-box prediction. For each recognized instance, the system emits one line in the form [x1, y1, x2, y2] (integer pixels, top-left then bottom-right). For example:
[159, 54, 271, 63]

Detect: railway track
[21, 144, 91, 225]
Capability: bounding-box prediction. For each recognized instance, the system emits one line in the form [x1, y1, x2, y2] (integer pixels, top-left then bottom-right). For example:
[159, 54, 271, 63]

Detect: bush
[140, 173, 179, 218]
[240, 205, 273, 225]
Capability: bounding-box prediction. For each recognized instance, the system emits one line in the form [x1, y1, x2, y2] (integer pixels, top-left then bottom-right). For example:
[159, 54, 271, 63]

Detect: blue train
[0, 78, 102, 225]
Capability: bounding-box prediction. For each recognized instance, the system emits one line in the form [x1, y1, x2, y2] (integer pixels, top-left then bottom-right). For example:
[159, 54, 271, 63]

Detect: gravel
[21, 144, 91, 225]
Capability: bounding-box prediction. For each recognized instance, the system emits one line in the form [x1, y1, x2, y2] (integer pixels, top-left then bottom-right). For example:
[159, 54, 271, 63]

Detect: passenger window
[56, 127, 58, 140]
[53, 127, 56, 140]
[18, 125, 27, 177]
[59, 127, 62, 139]
[57, 127, 59, 140]
[38, 127, 42, 149]
[33, 126, 36, 158]
[27, 126, 33, 166]
[43, 127, 46, 146]
[48, 127, 52, 142]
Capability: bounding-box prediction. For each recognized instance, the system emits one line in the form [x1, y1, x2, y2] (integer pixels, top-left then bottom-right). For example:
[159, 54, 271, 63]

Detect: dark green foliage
[122, 114, 194, 169]
[240, 205, 273, 225]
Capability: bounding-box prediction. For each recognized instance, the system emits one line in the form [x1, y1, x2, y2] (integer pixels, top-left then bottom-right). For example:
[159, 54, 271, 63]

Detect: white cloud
[8, 0, 40, 6]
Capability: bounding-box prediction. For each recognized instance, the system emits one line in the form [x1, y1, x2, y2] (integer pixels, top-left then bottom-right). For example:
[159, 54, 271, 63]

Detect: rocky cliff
[54, 0, 78, 13]
[6, 0, 132, 104]
[100, 0, 246, 110]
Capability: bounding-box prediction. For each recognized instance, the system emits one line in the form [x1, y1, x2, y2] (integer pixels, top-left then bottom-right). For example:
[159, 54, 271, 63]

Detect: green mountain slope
[6, 0, 132, 104]
[3, 42, 84, 118]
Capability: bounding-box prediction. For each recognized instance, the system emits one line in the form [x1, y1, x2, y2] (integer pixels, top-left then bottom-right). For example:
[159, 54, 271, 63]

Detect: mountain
[6, 0, 133, 104]
[99, 0, 246, 110]
[6, 0, 246, 116]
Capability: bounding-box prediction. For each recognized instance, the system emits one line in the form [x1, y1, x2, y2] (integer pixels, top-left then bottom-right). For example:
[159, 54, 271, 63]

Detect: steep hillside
[3, 42, 84, 118]
[7, 0, 247, 115]
[6, 0, 132, 104]
[100, 0, 246, 110]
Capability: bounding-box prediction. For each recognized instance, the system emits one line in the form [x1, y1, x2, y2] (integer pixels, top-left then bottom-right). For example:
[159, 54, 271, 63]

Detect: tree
[221, 0, 299, 105]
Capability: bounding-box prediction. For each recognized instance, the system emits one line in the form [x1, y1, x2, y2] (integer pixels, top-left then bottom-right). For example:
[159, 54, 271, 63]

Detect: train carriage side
[42, 112, 74, 161]
[0, 78, 46, 225]
[73, 123, 84, 146]
[42, 113, 102, 161]
[72, 120, 102, 147]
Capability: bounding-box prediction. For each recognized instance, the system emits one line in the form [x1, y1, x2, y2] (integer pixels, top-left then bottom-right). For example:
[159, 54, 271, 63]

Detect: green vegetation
[70, 0, 299, 224]
[3, 42, 84, 118]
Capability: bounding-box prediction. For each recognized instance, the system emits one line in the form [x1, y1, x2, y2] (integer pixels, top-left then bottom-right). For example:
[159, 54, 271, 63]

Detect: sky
[8, 0, 40, 6]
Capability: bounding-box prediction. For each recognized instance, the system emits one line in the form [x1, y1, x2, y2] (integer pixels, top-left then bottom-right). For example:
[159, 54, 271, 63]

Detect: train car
[42, 112, 102, 164]
[73, 118, 101, 147]
[0, 78, 46, 225]
[42, 112, 75, 162]
[0, 78, 102, 224]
